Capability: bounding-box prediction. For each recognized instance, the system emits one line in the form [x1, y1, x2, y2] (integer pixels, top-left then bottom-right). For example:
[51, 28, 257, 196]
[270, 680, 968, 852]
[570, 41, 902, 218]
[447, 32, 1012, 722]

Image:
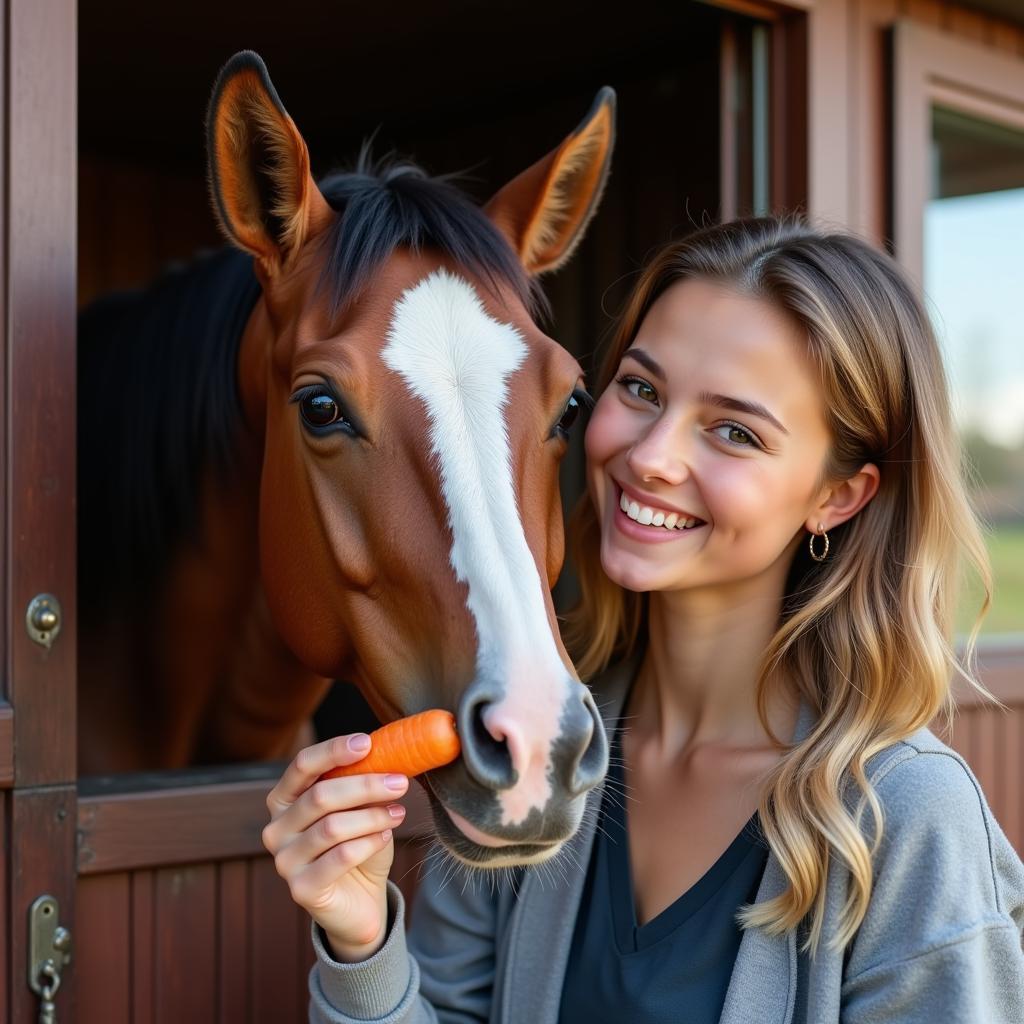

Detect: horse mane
[78, 153, 543, 618]
[77, 247, 261, 619]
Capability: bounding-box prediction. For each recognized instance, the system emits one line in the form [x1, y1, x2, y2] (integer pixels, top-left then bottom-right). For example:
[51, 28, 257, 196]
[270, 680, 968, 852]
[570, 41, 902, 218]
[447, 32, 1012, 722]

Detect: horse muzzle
[423, 676, 609, 867]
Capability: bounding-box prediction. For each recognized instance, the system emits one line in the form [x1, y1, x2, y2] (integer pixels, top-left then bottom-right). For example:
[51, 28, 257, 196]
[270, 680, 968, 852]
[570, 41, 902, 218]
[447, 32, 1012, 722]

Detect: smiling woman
[582, 275, 865, 596]
[550, 217, 1024, 1023]
[293, 214, 1024, 1024]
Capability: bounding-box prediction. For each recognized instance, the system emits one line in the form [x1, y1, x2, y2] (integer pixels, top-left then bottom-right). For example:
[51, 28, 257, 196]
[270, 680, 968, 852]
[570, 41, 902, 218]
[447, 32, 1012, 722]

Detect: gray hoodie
[308, 658, 1024, 1023]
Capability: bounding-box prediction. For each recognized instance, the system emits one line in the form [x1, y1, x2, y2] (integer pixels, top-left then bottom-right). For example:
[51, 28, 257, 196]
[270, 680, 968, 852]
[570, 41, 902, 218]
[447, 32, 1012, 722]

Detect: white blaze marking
[381, 270, 571, 826]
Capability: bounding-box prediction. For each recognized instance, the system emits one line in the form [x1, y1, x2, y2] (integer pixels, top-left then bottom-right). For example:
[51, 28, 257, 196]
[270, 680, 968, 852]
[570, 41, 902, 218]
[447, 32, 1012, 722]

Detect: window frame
[892, 19, 1024, 287]
[892, 18, 1024, 687]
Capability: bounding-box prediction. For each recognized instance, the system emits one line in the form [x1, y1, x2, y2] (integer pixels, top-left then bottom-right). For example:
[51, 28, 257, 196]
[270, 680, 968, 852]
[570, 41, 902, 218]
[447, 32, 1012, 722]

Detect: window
[925, 109, 1024, 636]
[893, 20, 1024, 643]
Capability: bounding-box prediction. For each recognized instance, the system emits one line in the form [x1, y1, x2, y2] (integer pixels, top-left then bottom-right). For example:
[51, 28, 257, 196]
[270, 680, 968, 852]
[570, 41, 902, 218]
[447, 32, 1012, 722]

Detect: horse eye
[557, 395, 581, 434]
[300, 390, 341, 428]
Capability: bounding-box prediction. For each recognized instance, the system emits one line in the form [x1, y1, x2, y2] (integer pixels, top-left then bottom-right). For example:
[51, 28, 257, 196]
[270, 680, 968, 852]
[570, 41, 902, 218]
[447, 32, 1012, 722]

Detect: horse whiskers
[532, 844, 580, 892]
[398, 838, 447, 888]
[408, 829, 594, 901]
[404, 823, 440, 845]
[593, 709, 639, 727]
[556, 843, 584, 878]
[600, 777, 638, 804]
[577, 806, 620, 846]
[436, 851, 463, 895]
[396, 781, 651, 899]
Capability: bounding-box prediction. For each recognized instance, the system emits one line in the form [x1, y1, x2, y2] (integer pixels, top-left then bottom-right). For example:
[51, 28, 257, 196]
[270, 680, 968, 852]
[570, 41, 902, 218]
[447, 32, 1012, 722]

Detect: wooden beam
[770, 11, 810, 213]
[77, 770, 433, 875]
[699, 0, 815, 17]
[807, 0, 853, 224]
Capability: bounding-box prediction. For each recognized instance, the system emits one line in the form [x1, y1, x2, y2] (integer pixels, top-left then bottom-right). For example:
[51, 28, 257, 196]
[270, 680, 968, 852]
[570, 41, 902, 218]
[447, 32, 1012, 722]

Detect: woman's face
[585, 277, 834, 595]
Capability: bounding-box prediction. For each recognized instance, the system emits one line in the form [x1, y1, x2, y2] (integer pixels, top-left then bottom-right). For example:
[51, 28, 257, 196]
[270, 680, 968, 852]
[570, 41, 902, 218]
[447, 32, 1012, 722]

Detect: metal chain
[36, 959, 60, 1024]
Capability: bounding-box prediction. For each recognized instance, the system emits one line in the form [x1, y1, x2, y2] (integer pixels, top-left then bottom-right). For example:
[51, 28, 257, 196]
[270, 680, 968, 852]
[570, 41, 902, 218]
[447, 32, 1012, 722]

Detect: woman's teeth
[619, 492, 703, 531]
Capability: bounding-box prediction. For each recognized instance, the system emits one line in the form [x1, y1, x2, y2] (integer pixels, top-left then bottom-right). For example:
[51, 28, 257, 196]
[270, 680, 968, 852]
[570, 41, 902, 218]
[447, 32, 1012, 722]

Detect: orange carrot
[321, 709, 461, 780]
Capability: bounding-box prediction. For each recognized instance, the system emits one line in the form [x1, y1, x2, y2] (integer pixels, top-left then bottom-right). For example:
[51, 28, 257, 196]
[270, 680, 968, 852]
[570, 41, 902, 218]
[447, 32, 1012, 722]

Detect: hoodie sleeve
[840, 746, 1024, 1024]
[309, 867, 503, 1024]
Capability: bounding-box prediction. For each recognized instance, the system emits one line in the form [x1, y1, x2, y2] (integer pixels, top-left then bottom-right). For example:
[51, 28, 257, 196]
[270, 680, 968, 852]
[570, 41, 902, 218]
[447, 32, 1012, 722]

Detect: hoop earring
[808, 523, 830, 563]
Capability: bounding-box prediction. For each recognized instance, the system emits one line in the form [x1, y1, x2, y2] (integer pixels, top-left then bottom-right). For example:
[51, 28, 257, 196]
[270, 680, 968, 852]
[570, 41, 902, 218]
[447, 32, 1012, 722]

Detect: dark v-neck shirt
[557, 725, 770, 1024]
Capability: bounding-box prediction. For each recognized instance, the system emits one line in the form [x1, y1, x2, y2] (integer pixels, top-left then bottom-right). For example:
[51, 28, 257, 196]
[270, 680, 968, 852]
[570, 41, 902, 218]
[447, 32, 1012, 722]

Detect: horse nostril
[567, 689, 609, 797]
[461, 698, 518, 791]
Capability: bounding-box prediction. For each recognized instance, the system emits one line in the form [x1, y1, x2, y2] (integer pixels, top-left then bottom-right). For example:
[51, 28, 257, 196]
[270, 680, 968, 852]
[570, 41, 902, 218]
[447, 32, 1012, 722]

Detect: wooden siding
[0, 703, 12, 786]
[74, 781, 432, 1021]
[945, 644, 1024, 853]
[75, 861, 313, 1023]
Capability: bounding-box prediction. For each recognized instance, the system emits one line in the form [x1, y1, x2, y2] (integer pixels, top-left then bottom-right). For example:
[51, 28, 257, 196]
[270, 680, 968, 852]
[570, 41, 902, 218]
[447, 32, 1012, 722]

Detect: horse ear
[206, 51, 333, 277]
[485, 88, 616, 276]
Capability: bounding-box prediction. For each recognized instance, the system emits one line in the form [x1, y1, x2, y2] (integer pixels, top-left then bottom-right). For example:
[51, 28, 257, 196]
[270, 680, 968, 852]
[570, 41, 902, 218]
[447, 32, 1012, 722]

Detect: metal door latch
[28, 895, 72, 1022]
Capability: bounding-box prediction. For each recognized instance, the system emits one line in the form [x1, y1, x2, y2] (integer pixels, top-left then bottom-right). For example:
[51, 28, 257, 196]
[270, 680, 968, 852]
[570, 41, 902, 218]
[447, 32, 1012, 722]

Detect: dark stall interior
[79, 0, 744, 744]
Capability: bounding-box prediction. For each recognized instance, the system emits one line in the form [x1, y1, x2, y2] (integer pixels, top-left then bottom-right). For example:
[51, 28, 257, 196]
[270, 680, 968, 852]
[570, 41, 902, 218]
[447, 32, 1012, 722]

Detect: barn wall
[946, 649, 1024, 854]
[811, 0, 1024, 241]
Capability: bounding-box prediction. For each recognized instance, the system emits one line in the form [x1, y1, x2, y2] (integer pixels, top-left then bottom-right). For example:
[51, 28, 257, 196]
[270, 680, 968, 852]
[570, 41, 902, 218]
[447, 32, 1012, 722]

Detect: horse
[77, 51, 615, 867]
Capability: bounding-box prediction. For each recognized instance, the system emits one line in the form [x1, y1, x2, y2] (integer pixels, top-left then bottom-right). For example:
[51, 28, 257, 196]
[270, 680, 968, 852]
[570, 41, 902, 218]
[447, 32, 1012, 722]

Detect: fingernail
[381, 829, 393, 842]
[387, 804, 406, 818]
[348, 734, 370, 753]
[384, 774, 407, 791]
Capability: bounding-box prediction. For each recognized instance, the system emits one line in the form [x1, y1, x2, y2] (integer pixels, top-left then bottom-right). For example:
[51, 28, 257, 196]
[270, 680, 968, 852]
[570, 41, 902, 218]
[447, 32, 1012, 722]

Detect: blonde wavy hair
[562, 215, 994, 955]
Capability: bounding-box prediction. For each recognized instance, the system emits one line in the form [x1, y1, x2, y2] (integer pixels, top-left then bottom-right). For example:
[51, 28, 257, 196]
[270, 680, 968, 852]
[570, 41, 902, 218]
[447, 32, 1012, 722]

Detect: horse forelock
[316, 152, 547, 324]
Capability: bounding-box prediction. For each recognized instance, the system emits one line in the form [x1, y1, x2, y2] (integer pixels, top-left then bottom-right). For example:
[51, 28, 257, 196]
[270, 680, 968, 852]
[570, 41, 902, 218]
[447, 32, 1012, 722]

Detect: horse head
[207, 52, 614, 867]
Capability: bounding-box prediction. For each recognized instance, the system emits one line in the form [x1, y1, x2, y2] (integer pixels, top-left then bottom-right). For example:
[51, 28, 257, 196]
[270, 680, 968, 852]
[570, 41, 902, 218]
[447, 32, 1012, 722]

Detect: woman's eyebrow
[622, 347, 664, 379]
[699, 391, 789, 435]
[623, 348, 789, 435]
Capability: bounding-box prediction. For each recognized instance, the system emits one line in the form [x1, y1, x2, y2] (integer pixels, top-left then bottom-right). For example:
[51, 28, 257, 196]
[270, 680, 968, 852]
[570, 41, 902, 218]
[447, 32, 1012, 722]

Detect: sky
[924, 186, 1024, 450]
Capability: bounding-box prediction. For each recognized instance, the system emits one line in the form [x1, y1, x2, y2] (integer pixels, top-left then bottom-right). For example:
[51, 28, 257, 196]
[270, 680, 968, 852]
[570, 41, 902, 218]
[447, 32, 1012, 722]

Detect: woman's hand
[263, 733, 409, 962]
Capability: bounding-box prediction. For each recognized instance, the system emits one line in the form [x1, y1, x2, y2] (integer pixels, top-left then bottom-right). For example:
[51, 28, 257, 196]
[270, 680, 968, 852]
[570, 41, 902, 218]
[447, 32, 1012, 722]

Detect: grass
[956, 523, 1024, 637]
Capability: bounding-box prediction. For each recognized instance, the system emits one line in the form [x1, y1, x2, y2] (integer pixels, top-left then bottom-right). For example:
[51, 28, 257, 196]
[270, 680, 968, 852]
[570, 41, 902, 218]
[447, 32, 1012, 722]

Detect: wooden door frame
[2, 0, 78, 1019]
[711, 0, 810, 219]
